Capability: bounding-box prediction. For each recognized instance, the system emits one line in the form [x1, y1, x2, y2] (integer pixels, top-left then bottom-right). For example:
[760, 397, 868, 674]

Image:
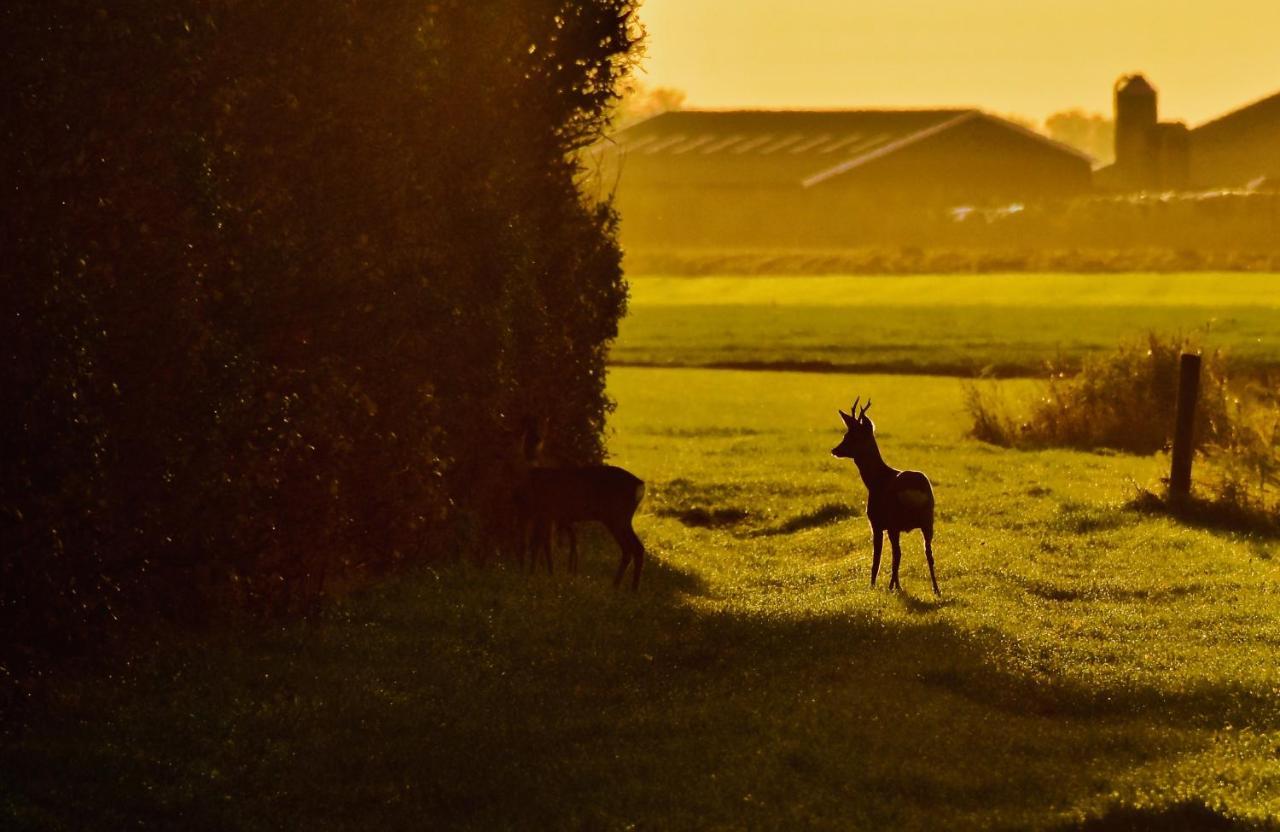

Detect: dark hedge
[1, 1, 639, 676]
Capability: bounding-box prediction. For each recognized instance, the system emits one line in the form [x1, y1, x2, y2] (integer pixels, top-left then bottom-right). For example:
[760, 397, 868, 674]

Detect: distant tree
[996, 112, 1044, 134]
[1045, 110, 1115, 164]
[613, 80, 686, 127]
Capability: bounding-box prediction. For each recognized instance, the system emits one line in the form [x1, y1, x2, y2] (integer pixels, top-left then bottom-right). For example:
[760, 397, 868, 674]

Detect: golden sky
[637, 0, 1280, 125]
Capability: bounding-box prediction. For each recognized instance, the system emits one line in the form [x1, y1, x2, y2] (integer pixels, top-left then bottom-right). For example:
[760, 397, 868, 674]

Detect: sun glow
[638, 0, 1280, 124]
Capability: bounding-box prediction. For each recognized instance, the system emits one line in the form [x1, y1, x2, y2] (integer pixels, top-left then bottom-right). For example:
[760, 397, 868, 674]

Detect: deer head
[831, 397, 875, 460]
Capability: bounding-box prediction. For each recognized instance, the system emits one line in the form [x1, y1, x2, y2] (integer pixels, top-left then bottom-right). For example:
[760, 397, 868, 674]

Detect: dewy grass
[614, 272, 1280, 377]
[5, 368, 1278, 830]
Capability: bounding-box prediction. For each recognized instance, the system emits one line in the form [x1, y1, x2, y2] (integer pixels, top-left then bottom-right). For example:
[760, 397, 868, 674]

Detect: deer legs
[870, 526, 941, 596]
[888, 530, 904, 590]
[528, 517, 643, 590]
[870, 527, 885, 587]
[607, 520, 645, 592]
[923, 525, 940, 597]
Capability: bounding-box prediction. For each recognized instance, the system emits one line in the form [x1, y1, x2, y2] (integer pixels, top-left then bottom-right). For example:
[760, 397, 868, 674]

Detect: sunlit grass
[616, 273, 1280, 375]
[628, 273, 1280, 307]
[5, 367, 1277, 830]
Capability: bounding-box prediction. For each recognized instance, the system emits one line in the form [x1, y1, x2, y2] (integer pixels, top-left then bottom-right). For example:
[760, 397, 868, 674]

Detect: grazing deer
[831, 397, 940, 596]
[514, 420, 648, 590]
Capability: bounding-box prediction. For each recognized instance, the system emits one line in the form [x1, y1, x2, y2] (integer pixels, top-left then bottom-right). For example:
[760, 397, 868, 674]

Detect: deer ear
[838, 409, 853, 426]
[862, 416, 876, 433]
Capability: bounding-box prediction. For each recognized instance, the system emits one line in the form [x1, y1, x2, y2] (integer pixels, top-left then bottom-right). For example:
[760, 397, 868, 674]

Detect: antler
[850, 396, 860, 416]
[859, 399, 872, 420]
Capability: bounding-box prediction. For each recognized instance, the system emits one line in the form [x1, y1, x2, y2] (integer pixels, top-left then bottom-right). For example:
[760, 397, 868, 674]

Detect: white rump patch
[898, 490, 930, 509]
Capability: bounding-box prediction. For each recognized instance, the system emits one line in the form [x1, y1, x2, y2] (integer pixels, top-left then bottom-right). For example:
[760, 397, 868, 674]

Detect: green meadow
[617, 273, 1280, 375]
[6, 367, 1279, 830]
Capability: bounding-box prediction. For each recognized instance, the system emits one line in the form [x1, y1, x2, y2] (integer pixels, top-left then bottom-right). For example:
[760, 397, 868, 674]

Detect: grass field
[616, 273, 1280, 375]
[6, 368, 1278, 830]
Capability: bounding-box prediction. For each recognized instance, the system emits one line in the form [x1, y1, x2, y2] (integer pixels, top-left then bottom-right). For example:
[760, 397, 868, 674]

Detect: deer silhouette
[831, 397, 940, 596]
[513, 419, 648, 590]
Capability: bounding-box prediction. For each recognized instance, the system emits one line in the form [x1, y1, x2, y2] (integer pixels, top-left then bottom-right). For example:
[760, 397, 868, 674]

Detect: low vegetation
[965, 334, 1280, 524]
[4, 369, 1278, 830]
[964, 334, 1232, 453]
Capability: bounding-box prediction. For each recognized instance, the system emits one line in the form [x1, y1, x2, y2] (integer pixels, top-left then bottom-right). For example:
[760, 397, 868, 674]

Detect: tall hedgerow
[1, 2, 640, 674]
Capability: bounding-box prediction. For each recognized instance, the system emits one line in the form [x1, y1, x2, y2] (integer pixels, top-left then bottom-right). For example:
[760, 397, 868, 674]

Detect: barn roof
[596, 109, 1091, 189]
[1191, 89, 1280, 141]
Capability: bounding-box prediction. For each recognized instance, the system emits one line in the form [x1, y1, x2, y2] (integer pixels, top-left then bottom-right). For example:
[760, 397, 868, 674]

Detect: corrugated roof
[596, 108, 1089, 188]
[597, 109, 968, 186]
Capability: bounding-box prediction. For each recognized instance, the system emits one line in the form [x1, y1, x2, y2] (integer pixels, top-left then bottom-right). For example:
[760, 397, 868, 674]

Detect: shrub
[964, 334, 1231, 453]
[964, 383, 1023, 447]
[1207, 385, 1280, 516]
[966, 336, 1279, 522]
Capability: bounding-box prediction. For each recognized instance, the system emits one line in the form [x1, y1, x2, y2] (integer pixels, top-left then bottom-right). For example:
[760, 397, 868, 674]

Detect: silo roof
[1116, 74, 1156, 96]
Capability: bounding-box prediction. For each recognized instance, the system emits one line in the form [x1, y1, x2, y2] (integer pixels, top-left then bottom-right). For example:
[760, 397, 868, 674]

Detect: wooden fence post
[1169, 353, 1201, 502]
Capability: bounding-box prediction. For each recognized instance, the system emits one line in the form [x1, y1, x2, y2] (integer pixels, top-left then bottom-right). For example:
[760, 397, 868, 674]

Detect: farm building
[1190, 88, 1280, 188]
[591, 109, 1093, 247]
[1098, 75, 1280, 191]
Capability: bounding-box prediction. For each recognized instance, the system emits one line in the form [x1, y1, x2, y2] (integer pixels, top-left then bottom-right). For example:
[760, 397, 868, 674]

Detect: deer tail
[634, 480, 646, 509]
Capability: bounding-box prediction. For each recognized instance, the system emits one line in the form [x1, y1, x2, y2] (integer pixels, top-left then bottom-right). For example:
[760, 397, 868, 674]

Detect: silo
[1114, 74, 1159, 189]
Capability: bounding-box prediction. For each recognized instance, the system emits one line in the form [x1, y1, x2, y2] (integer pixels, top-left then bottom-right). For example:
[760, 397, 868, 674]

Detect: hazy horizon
[637, 0, 1280, 125]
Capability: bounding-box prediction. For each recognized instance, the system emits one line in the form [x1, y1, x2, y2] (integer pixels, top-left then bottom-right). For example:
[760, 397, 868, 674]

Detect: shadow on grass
[1059, 800, 1267, 831]
[659, 501, 861, 536]
[649, 477, 752, 529]
[895, 588, 957, 615]
[1054, 500, 1140, 534]
[1127, 488, 1280, 542]
[1003, 573, 1205, 604]
[755, 501, 860, 536]
[657, 504, 751, 529]
[528, 524, 711, 598]
[2, 548, 1275, 831]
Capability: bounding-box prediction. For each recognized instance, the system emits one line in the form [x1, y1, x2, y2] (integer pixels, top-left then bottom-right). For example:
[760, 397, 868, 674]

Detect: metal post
[1169, 353, 1201, 501]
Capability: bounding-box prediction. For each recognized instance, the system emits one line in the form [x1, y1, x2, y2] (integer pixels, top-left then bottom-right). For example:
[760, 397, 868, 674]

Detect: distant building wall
[1156, 123, 1190, 190]
[1190, 93, 1280, 188]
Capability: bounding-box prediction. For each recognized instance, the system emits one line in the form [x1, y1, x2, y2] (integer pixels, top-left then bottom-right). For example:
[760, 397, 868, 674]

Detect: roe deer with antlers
[831, 397, 940, 596]
[514, 420, 648, 590]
